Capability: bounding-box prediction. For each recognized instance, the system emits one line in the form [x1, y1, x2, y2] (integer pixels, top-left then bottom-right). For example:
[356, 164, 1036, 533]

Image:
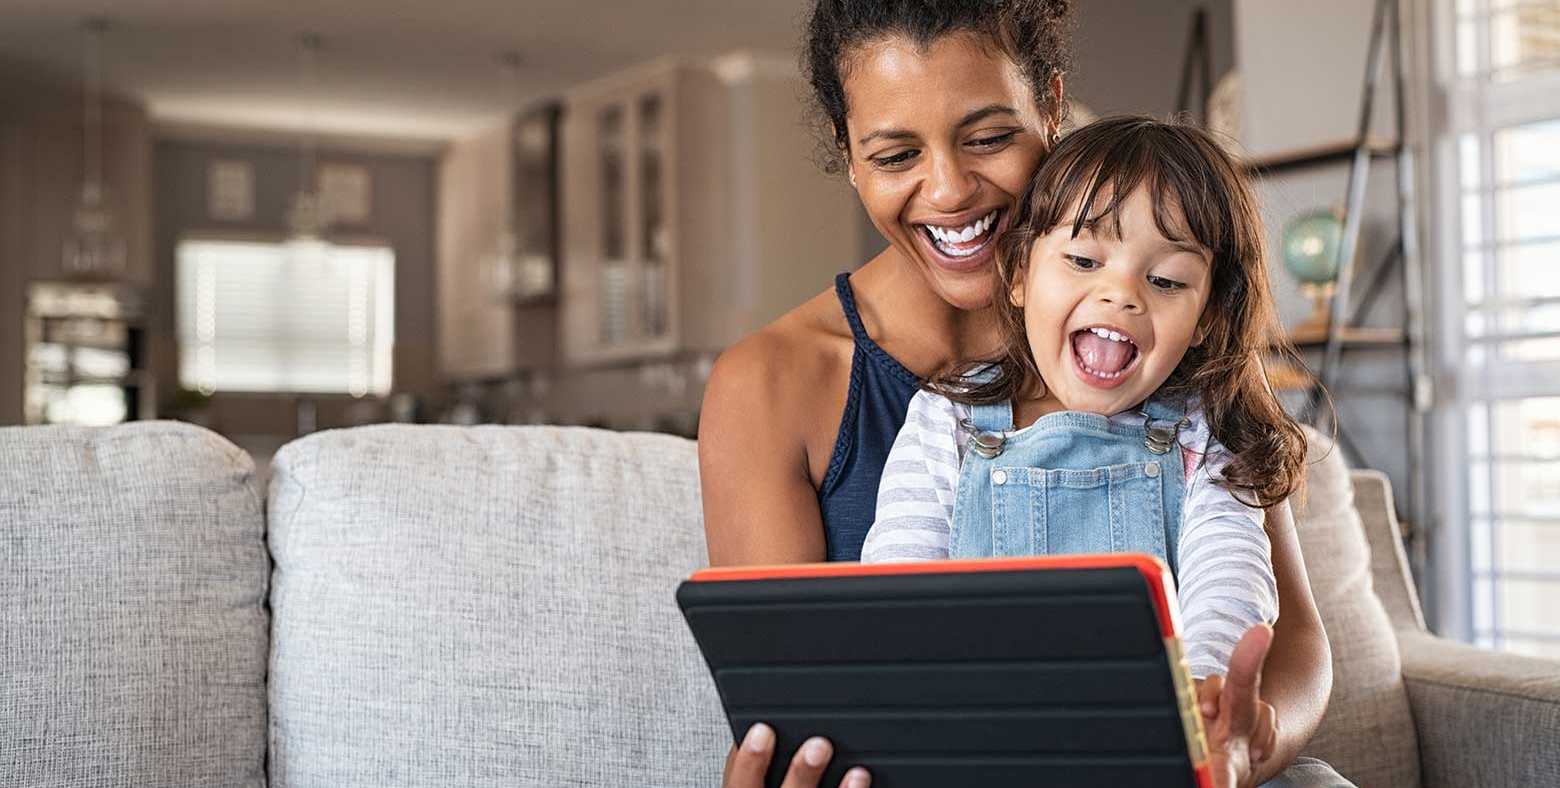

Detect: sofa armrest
[1399, 630, 1560, 787]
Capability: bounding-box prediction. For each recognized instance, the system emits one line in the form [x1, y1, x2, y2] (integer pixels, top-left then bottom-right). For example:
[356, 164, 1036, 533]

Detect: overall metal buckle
[1143, 415, 1189, 455]
[961, 418, 1007, 459]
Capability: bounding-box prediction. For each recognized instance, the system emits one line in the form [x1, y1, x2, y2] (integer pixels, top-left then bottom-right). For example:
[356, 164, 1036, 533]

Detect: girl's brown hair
[941, 115, 1310, 507]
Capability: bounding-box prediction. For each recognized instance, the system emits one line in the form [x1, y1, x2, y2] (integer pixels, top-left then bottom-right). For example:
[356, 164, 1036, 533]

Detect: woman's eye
[872, 149, 919, 169]
[1148, 275, 1187, 291]
[968, 131, 1018, 150]
[1065, 254, 1100, 271]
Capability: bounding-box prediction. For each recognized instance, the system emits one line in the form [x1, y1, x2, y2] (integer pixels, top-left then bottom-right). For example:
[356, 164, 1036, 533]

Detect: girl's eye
[871, 149, 919, 170]
[1148, 275, 1187, 291]
[968, 131, 1018, 150]
[1065, 254, 1100, 271]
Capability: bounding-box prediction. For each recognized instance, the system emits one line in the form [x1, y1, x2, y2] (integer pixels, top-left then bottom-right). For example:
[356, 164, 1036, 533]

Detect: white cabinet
[562, 64, 692, 364]
[560, 55, 862, 367]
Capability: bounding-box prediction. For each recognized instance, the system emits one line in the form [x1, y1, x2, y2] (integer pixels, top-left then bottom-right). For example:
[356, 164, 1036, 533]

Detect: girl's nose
[1096, 280, 1144, 313]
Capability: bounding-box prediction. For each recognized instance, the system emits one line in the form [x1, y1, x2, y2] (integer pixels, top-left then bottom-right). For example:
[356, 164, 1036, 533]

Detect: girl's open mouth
[915, 208, 1005, 271]
[1070, 326, 1141, 389]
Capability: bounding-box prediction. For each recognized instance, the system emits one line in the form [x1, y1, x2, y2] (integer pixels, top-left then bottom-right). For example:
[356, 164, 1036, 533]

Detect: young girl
[862, 115, 1308, 690]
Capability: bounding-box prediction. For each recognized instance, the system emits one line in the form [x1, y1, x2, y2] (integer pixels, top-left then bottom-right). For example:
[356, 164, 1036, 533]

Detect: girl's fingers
[1220, 625, 1273, 736]
[1198, 675, 1224, 722]
[1252, 703, 1279, 764]
[723, 724, 777, 788]
[841, 766, 873, 788]
[778, 736, 833, 788]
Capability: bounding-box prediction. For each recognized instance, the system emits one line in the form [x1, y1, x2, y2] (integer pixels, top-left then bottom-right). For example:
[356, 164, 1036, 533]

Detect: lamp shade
[1280, 210, 1344, 286]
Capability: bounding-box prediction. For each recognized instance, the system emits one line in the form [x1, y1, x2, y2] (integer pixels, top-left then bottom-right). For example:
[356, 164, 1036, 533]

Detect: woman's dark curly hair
[803, 0, 1074, 172]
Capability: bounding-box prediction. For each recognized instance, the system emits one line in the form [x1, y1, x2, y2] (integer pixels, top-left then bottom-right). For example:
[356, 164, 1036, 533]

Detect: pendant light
[62, 17, 128, 279]
[285, 33, 331, 268]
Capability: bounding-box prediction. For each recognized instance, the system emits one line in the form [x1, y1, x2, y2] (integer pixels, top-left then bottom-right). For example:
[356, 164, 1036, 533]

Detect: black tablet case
[677, 560, 1207, 788]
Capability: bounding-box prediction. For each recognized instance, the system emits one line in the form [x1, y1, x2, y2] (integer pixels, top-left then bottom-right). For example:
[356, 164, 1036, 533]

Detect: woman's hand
[1201, 625, 1277, 788]
[722, 724, 871, 788]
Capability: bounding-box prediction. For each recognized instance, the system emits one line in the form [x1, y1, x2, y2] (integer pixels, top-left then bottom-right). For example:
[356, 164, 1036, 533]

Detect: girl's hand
[722, 724, 871, 788]
[1197, 676, 1279, 768]
[1203, 625, 1276, 788]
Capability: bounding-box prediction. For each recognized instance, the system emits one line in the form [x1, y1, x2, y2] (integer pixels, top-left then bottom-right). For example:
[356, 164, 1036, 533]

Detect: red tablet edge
[691, 553, 1182, 637]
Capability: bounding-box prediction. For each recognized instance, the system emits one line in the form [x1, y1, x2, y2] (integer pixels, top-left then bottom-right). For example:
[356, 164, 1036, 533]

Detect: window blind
[176, 239, 395, 397]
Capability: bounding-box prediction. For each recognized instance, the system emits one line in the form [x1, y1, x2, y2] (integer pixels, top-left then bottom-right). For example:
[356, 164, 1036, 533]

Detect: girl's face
[842, 33, 1057, 311]
[1012, 185, 1214, 416]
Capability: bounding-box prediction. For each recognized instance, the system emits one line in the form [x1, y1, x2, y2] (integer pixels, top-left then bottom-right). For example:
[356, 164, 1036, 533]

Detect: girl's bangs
[1034, 124, 1230, 257]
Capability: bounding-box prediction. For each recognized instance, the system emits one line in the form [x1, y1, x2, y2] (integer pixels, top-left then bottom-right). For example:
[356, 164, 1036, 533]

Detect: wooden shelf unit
[1240, 137, 1401, 175]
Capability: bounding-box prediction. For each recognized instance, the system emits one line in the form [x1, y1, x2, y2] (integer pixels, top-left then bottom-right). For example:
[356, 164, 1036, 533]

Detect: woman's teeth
[924, 210, 998, 256]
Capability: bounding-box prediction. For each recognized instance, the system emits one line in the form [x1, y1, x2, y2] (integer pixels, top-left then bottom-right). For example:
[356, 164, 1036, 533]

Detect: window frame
[1427, 0, 1560, 645]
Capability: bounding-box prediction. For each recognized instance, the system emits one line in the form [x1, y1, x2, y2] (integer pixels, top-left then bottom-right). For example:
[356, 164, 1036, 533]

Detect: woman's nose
[922, 151, 978, 211]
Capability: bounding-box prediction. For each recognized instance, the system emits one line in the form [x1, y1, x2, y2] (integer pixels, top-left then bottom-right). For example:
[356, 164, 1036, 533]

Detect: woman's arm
[700, 334, 871, 787]
[1251, 499, 1333, 783]
[699, 333, 829, 566]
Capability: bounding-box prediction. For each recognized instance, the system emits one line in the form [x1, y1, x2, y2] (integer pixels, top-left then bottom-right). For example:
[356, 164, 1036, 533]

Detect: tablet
[677, 553, 1211, 788]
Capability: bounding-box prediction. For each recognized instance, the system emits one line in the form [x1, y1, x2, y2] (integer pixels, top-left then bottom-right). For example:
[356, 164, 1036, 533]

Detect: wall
[153, 138, 440, 437]
[742, 67, 863, 330]
[438, 123, 517, 379]
[0, 60, 153, 425]
[1069, 0, 1236, 118]
[436, 119, 562, 382]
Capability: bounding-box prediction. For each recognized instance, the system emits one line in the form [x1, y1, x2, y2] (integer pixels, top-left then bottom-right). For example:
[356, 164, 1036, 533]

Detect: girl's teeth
[1080, 362, 1126, 379]
[1088, 327, 1131, 344]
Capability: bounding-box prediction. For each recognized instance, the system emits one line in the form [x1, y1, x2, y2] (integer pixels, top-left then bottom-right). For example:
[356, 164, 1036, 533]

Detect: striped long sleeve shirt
[861, 389, 1279, 679]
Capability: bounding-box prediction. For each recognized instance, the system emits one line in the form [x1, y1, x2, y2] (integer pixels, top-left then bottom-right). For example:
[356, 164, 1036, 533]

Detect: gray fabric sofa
[2, 420, 1557, 787]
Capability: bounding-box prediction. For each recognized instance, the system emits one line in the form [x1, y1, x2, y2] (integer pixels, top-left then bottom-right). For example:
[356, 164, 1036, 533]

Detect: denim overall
[949, 396, 1190, 577]
[948, 396, 1359, 788]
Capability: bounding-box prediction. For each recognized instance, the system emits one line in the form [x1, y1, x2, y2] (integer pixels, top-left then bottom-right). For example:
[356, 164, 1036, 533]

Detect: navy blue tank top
[817, 272, 921, 561]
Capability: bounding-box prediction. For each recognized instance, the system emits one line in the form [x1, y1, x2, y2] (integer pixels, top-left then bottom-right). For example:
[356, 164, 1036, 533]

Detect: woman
[699, 2, 1343, 786]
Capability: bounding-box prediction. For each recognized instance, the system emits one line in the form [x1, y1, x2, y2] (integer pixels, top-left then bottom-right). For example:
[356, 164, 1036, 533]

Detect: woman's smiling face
[842, 32, 1055, 310]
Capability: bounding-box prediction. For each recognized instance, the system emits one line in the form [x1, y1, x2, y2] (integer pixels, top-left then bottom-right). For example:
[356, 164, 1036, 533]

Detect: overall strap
[958, 362, 1012, 434]
[969, 398, 1014, 434]
[1141, 396, 1187, 424]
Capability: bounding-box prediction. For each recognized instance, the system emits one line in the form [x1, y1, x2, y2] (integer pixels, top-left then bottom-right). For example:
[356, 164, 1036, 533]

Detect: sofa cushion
[1292, 427, 1421, 787]
[267, 425, 727, 787]
[0, 422, 269, 788]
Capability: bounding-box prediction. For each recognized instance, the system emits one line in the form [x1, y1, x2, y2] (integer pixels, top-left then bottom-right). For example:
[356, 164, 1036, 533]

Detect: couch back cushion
[267, 425, 726, 787]
[0, 422, 269, 788]
[1293, 427, 1421, 786]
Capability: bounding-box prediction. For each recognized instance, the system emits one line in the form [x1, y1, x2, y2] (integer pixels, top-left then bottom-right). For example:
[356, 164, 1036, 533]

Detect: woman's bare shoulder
[701, 286, 856, 480]
[705, 287, 852, 408]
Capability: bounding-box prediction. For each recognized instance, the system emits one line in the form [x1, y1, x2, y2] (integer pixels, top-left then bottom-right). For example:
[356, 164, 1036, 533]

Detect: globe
[1280, 210, 1343, 286]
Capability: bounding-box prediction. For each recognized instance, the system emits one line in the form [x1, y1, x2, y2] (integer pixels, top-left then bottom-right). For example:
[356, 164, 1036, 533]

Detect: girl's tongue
[1072, 331, 1135, 374]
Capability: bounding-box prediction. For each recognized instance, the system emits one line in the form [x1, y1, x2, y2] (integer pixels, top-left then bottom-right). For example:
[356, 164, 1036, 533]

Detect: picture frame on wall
[511, 101, 563, 302]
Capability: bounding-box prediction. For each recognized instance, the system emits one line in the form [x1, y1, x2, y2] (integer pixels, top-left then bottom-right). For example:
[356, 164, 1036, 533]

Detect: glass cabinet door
[638, 92, 669, 341]
[597, 105, 628, 346]
[576, 78, 676, 361]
